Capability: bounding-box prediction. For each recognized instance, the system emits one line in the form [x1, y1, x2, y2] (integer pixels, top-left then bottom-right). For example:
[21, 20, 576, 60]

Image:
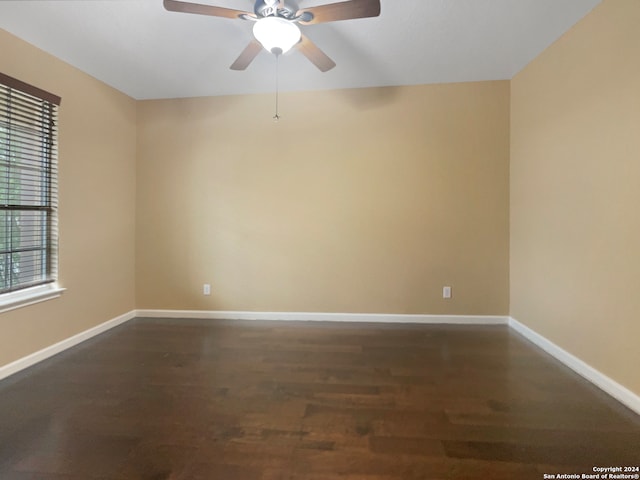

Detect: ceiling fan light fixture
[253, 16, 301, 55]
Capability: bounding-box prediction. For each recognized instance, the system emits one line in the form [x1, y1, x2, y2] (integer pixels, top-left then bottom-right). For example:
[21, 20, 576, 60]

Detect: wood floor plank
[0, 318, 638, 479]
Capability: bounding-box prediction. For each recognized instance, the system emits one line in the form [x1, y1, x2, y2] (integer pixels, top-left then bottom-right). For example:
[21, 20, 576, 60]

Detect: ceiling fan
[163, 0, 381, 72]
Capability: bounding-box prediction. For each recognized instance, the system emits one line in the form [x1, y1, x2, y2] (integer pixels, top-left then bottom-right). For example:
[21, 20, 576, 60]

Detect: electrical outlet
[203, 284, 211, 296]
[443, 286, 452, 299]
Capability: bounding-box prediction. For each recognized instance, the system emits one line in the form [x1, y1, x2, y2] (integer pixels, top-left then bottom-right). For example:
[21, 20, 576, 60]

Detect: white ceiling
[0, 0, 600, 100]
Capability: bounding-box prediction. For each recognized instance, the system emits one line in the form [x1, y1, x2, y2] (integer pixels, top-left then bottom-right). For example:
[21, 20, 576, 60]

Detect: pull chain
[273, 53, 280, 121]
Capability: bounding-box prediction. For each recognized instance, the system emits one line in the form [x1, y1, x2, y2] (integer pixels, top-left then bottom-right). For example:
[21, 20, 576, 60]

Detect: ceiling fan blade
[163, 0, 253, 19]
[297, 0, 380, 25]
[230, 40, 263, 70]
[296, 35, 336, 72]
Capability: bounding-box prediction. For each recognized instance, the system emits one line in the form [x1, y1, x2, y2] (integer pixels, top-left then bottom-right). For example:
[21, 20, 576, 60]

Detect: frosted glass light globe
[253, 17, 301, 54]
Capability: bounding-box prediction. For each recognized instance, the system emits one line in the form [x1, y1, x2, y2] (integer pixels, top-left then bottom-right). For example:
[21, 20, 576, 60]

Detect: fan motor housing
[255, 0, 298, 19]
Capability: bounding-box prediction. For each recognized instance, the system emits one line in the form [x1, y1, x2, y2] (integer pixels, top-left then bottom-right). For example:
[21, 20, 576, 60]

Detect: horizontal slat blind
[0, 73, 59, 294]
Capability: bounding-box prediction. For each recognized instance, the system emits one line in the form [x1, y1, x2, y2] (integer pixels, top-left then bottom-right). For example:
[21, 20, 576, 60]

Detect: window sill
[0, 284, 66, 314]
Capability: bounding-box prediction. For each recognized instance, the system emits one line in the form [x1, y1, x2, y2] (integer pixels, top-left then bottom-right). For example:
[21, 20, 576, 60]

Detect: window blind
[0, 72, 60, 294]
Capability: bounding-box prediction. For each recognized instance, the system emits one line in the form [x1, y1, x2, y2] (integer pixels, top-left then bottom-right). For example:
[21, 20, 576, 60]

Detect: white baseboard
[509, 317, 640, 416]
[134, 309, 509, 325]
[0, 310, 136, 382]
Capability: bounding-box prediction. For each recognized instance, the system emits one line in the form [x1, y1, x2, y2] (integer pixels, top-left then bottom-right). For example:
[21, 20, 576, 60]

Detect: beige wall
[0, 30, 137, 366]
[510, 0, 640, 395]
[137, 81, 510, 314]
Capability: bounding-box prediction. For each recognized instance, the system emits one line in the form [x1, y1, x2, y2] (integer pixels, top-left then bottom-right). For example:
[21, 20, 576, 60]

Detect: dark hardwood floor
[0, 318, 638, 479]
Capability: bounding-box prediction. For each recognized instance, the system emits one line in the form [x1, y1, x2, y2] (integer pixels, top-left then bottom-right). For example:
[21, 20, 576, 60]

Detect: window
[0, 73, 60, 298]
